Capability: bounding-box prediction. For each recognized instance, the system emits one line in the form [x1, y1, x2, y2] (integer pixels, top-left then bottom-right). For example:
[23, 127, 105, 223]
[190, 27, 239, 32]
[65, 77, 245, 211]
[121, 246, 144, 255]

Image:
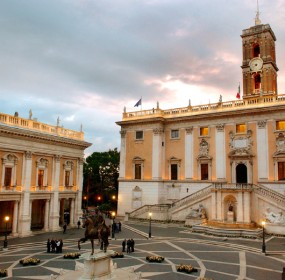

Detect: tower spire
[255, 0, 261, 25]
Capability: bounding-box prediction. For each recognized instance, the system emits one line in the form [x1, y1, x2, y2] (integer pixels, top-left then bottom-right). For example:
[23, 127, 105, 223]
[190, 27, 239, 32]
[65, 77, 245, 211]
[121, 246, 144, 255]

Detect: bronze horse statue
[78, 216, 110, 255]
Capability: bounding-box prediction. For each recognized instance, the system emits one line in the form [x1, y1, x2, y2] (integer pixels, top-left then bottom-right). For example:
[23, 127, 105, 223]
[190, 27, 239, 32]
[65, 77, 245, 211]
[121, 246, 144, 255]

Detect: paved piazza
[0, 221, 284, 279]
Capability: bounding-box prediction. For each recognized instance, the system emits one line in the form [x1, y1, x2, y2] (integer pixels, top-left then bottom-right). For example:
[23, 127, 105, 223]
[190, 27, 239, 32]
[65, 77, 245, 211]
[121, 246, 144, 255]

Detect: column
[215, 124, 226, 180]
[44, 199, 50, 231]
[152, 128, 164, 179]
[211, 191, 217, 220]
[119, 130, 126, 178]
[216, 191, 222, 221]
[243, 192, 251, 223]
[18, 151, 32, 237]
[236, 192, 244, 223]
[185, 127, 193, 179]
[257, 121, 268, 180]
[50, 155, 61, 231]
[12, 201, 19, 236]
[74, 158, 84, 223]
[70, 198, 75, 226]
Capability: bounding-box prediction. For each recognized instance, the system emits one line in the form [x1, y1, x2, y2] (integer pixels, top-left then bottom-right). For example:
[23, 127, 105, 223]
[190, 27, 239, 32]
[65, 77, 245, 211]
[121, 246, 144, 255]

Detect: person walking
[122, 239, 126, 252]
[63, 223, 67, 234]
[130, 238, 135, 252]
[77, 220, 81, 229]
[127, 239, 131, 254]
[51, 238, 56, 253]
[47, 239, 51, 253]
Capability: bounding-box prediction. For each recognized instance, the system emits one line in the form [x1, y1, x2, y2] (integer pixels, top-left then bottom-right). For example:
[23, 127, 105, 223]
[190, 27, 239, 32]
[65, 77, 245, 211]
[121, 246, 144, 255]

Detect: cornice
[0, 124, 92, 150]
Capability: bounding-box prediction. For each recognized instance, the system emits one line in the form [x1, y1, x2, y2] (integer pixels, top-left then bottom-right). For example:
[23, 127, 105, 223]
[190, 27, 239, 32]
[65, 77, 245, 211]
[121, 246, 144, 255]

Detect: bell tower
[241, 5, 278, 99]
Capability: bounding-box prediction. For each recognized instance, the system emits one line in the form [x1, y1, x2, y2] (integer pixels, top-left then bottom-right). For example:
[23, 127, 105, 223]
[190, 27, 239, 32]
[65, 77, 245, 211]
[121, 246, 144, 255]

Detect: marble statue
[188, 204, 207, 219]
[264, 207, 285, 224]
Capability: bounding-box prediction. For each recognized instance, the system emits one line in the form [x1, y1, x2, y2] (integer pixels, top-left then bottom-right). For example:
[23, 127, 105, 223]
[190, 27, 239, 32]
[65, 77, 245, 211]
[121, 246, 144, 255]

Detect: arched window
[254, 74, 261, 90]
[253, 44, 260, 57]
[36, 158, 49, 187]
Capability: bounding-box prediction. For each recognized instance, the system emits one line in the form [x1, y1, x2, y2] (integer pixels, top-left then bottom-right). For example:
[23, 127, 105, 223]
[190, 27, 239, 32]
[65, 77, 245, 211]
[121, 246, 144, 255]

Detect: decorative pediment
[132, 156, 144, 163]
[199, 139, 209, 157]
[2, 153, 18, 165]
[229, 130, 253, 158]
[275, 133, 285, 154]
[36, 157, 49, 168]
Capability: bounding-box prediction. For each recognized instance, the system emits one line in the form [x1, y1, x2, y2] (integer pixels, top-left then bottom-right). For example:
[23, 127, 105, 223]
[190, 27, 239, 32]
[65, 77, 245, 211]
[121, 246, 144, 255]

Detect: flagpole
[141, 96, 142, 111]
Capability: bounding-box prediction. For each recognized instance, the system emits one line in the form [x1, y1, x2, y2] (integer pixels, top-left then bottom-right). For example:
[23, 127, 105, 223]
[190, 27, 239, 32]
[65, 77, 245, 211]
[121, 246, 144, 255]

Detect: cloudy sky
[1, 0, 285, 156]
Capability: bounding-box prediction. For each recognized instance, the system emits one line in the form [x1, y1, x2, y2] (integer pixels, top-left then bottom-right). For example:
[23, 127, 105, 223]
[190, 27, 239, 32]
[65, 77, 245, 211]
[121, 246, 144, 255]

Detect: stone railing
[129, 204, 171, 218]
[122, 94, 285, 120]
[213, 183, 254, 191]
[171, 185, 213, 211]
[0, 113, 84, 140]
[254, 184, 285, 206]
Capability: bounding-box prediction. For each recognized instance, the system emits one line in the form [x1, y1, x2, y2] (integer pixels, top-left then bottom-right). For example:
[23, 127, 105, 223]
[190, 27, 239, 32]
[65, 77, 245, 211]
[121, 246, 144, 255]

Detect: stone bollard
[282, 267, 285, 280]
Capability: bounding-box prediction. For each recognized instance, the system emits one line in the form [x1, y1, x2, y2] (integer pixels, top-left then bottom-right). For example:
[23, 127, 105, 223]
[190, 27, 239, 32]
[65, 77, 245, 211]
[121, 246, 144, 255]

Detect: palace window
[171, 164, 178, 180]
[134, 164, 141, 179]
[276, 120, 285, 131]
[236, 123, 246, 134]
[38, 169, 44, 187]
[133, 157, 144, 180]
[1, 154, 18, 187]
[36, 158, 48, 187]
[200, 127, 209, 136]
[63, 161, 73, 187]
[278, 162, 285, 180]
[201, 163, 209, 180]
[135, 130, 144, 140]
[4, 167, 12, 187]
[171, 129, 179, 139]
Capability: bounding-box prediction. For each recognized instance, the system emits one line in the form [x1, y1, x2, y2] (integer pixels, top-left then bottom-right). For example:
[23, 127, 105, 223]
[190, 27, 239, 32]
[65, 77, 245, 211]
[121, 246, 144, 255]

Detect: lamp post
[111, 211, 116, 239]
[3, 216, 9, 249]
[262, 221, 266, 253]
[148, 212, 152, 239]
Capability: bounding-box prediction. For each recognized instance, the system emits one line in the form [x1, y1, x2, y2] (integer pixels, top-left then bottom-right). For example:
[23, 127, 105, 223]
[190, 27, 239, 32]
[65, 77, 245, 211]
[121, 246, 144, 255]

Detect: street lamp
[111, 211, 116, 239]
[3, 216, 9, 249]
[148, 212, 152, 238]
[262, 221, 266, 253]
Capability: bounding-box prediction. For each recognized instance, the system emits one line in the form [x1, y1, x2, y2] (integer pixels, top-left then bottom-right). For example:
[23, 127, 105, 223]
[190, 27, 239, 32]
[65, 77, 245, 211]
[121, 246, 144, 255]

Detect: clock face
[249, 57, 263, 71]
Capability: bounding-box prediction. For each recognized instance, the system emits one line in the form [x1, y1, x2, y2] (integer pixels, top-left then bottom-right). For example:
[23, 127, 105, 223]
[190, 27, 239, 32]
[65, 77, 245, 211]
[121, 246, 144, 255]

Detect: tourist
[126, 239, 131, 253]
[51, 238, 56, 253]
[63, 223, 67, 234]
[47, 239, 51, 253]
[130, 238, 135, 252]
[77, 220, 81, 229]
[122, 239, 126, 252]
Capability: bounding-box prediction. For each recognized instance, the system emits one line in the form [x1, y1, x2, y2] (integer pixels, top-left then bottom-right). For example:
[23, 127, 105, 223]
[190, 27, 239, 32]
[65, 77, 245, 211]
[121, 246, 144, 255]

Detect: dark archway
[236, 164, 247, 183]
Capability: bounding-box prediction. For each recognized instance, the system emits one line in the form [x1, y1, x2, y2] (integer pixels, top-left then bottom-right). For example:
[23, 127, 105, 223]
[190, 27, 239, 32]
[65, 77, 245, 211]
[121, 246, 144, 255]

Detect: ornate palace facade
[116, 14, 285, 233]
[0, 112, 91, 236]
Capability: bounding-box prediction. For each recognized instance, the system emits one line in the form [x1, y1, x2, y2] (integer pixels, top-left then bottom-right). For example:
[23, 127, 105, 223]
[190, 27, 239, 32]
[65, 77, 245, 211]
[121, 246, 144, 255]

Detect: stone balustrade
[122, 93, 285, 120]
[0, 112, 84, 140]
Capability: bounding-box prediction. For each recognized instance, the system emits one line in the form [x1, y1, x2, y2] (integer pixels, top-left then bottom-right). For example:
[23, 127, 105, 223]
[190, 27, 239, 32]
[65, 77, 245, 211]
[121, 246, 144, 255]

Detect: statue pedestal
[80, 250, 113, 280]
[227, 211, 234, 223]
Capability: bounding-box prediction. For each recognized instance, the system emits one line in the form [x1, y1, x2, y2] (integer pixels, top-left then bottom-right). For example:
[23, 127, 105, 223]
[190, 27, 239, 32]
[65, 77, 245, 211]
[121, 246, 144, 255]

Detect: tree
[83, 148, 119, 210]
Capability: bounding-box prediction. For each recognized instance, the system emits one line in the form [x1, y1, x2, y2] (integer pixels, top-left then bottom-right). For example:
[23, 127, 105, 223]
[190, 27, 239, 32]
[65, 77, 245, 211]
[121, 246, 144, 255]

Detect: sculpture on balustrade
[264, 207, 285, 224]
[187, 204, 207, 219]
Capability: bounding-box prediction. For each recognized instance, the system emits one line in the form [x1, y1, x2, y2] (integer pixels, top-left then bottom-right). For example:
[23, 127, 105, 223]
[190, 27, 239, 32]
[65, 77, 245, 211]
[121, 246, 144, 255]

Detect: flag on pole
[236, 83, 240, 99]
[134, 98, 142, 107]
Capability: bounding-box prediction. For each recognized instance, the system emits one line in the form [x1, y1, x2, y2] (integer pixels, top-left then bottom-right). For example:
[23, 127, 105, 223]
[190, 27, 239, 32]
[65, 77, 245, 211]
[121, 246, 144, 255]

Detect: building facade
[0, 112, 91, 237]
[116, 14, 285, 230]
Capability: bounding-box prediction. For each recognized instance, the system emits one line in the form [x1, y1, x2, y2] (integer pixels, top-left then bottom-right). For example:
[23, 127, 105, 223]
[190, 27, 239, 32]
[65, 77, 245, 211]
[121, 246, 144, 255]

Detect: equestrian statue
[78, 212, 110, 255]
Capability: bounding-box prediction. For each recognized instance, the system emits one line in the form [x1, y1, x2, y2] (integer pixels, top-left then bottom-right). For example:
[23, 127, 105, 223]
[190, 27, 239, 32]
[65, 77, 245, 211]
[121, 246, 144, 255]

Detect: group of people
[47, 238, 63, 253]
[122, 238, 135, 253]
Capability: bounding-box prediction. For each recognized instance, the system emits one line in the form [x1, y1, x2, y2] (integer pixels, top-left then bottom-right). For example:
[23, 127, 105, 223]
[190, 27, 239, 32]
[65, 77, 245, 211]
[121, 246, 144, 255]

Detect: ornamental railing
[122, 94, 285, 120]
[0, 113, 84, 140]
[254, 184, 285, 205]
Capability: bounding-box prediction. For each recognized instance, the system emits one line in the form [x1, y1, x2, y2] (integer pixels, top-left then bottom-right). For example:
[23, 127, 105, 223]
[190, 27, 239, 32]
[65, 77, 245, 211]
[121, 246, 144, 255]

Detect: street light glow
[149, 212, 152, 218]
[112, 211, 116, 217]
[261, 221, 266, 226]
[5, 216, 9, 222]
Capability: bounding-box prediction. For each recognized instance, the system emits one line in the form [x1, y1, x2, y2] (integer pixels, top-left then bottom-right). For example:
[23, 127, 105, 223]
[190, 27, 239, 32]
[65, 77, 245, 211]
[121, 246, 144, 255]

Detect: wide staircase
[127, 183, 285, 237]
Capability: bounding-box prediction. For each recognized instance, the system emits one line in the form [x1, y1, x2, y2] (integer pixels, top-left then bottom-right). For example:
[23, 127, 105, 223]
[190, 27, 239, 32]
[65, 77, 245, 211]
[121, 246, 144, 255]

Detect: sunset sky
[0, 0, 284, 155]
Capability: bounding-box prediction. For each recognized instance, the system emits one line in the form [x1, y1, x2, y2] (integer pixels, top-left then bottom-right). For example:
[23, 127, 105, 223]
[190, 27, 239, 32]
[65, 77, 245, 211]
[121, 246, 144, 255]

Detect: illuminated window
[171, 129, 179, 139]
[134, 164, 141, 179]
[38, 170, 44, 187]
[276, 121, 285, 130]
[200, 127, 208, 136]
[201, 164, 208, 180]
[65, 171, 70, 186]
[135, 131, 143, 140]
[236, 124, 246, 133]
[171, 164, 178, 180]
[278, 162, 285, 180]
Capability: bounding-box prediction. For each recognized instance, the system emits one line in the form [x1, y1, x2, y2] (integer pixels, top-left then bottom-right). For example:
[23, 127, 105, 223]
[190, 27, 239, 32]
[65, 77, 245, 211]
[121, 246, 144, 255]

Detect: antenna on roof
[255, 0, 261, 25]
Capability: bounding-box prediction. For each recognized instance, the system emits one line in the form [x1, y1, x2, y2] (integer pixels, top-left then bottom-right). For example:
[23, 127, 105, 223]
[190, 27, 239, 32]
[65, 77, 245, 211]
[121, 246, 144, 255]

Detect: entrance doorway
[236, 164, 247, 183]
